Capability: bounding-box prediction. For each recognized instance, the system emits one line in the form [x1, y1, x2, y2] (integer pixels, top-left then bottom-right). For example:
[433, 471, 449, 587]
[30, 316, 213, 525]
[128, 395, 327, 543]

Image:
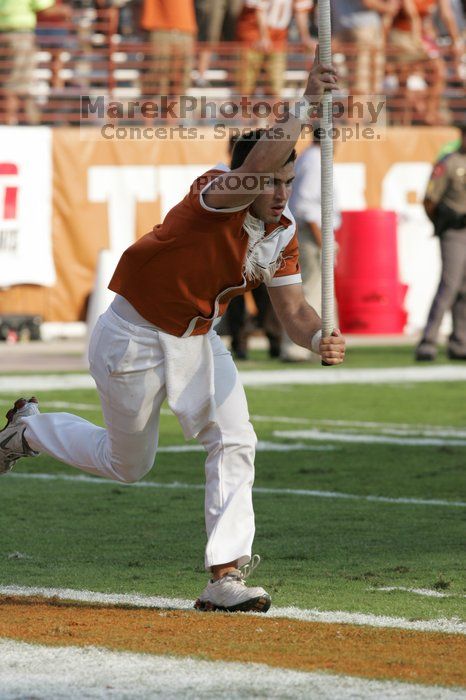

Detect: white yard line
[0, 585, 465, 636]
[313, 419, 466, 437]
[241, 366, 466, 386]
[4, 397, 466, 440]
[250, 414, 313, 425]
[1, 640, 464, 700]
[1, 365, 466, 393]
[8, 472, 466, 508]
[274, 429, 466, 447]
[157, 441, 334, 452]
[2, 396, 465, 440]
[376, 587, 466, 599]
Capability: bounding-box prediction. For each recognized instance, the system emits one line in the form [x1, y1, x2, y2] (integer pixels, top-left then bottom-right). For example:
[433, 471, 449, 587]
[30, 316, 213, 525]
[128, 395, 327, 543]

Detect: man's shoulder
[431, 154, 451, 180]
[188, 162, 229, 190]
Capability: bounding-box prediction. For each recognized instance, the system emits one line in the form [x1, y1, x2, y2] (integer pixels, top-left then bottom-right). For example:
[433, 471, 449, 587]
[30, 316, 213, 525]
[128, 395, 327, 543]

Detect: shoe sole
[193, 594, 271, 613]
[1, 398, 39, 474]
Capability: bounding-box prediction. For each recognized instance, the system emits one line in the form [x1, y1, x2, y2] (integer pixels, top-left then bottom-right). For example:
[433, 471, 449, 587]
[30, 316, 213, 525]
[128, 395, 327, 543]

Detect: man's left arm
[268, 283, 346, 364]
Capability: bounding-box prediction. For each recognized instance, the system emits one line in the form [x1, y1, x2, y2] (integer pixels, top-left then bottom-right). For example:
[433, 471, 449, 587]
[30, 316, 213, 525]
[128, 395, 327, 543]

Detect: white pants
[22, 308, 257, 569]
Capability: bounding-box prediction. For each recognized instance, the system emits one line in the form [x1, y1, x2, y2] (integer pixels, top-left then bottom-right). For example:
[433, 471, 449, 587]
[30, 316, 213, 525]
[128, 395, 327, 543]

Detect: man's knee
[226, 422, 257, 455]
[108, 454, 154, 484]
[203, 420, 257, 456]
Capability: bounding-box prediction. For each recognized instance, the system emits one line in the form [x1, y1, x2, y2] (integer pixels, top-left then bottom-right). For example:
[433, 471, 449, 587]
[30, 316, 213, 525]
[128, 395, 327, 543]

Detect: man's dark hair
[230, 128, 297, 170]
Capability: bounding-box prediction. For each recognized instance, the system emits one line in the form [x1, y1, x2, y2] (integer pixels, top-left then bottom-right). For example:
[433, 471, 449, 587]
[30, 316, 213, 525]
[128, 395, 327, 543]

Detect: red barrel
[335, 210, 408, 334]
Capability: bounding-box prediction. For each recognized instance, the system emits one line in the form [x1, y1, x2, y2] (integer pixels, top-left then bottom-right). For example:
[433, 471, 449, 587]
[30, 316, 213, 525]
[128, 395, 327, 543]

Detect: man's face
[250, 161, 295, 224]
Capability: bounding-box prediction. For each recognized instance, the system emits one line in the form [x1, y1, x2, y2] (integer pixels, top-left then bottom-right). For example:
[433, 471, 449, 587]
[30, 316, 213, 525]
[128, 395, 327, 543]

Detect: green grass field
[1, 347, 465, 624]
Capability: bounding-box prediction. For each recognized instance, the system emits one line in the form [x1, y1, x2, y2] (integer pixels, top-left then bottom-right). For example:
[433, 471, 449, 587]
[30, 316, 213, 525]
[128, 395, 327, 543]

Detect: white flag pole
[317, 0, 335, 355]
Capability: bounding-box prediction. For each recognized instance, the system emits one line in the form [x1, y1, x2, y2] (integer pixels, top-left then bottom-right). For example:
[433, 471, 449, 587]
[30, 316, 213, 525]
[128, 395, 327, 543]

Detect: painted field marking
[241, 366, 466, 386]
[9, 472, 466, 508]
[0, 401, 313, 425]
[1, 585, 465, 635]
[2, 639, 464, 700]
[4, 395, 466, 443]
[250, 414, 313, 425]
[375, 587, 466, 599]
[4, 395, 466, 440]
[2, 396, 466, 442]
[158, 441, 334, 452]
[1, 365, 466, 393]
[312, 419, 466, 439]
[274, 429, 466, 447]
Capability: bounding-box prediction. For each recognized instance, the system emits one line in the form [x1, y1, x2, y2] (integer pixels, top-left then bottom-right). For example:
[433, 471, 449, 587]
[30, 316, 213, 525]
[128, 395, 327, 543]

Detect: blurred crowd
[0, 0, 464, 125]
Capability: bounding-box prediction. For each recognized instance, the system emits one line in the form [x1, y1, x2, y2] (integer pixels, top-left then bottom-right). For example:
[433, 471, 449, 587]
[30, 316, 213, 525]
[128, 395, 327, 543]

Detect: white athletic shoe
[0, 397, 40, 475]
[194, 555, 271, 613]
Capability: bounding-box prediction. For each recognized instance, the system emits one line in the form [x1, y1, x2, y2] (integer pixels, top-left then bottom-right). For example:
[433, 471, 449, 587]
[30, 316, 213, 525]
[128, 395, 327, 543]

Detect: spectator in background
[141, 0, 197, 97]
[0, 0, 70, 124]
[281, 127, 341, 361]
[415, 124, 466, 361]
[236, 0, 315, 97]
[36, 0, 73, 93]
[332, 0, 399, 95]
[387, 0, 462, 124]
[195, 0, 242, 88]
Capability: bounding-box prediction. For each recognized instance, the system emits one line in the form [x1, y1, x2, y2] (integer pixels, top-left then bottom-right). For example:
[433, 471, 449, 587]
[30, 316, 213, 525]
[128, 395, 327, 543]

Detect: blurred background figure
[281, 127, 341, 362]
[194, 0, 242, 88]
[332, 0, 398, 95]
[236, 0, 315, 97]
[141, 0, 197, 97]
[415, 123, 466, 361]
[387, 0, 462, 125]
[223, 134, 282, 360]
[0, 0, 68, 124]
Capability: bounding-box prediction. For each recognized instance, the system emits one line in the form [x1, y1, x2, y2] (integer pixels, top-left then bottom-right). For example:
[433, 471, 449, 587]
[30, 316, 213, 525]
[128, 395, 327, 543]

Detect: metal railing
[0, 11, 464, 126]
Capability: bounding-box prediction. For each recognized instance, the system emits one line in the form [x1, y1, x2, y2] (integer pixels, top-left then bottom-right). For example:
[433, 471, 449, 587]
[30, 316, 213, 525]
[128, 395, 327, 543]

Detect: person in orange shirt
[387, 0, 462, 123]
[236, 0, 315, 96]
[0, 51, 345, 614]
[141, 0, 197, 96]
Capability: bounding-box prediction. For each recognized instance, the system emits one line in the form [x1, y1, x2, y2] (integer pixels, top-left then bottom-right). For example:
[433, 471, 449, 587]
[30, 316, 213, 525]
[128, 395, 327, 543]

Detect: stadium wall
[0, 126, 459, 333]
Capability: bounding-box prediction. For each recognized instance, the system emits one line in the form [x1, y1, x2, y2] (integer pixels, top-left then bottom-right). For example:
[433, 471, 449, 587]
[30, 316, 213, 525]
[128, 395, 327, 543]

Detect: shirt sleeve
[188, 169, 251, 218]
[267, 232, 302, 287]
[425, 158, 449, 205]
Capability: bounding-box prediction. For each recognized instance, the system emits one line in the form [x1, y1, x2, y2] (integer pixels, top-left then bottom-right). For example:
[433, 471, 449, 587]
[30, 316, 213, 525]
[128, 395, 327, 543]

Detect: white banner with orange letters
[0, 127, 54, 289]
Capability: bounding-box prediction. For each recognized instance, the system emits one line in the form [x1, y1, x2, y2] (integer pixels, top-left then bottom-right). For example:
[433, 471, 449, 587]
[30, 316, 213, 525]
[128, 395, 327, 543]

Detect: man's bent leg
[22, 309, 167, 483]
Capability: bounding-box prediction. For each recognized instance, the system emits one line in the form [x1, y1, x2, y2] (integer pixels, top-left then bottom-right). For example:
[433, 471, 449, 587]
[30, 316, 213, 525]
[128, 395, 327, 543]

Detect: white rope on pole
[318, 0, 335, 342]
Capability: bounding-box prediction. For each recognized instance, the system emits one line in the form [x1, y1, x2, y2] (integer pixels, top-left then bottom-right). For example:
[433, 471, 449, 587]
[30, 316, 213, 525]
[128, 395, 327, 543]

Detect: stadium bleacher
[0, 5, 464, 126]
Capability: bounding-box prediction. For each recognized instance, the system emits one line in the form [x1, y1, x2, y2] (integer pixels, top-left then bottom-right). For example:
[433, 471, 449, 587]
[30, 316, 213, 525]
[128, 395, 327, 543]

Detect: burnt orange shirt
[236, 0, 313, 50]
[141, 0, 197, 34]
[392, 0, 437, 31]
[109, 168, 300, 337]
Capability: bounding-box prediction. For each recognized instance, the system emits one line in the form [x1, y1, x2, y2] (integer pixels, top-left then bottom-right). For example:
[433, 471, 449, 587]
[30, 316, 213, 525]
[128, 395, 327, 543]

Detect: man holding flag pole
[0, 27, 345, 613]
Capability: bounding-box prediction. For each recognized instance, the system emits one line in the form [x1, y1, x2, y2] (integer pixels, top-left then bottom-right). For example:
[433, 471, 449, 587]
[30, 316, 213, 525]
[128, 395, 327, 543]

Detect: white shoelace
[217, 554, 262, 586]
[239, 554, 261, 580]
